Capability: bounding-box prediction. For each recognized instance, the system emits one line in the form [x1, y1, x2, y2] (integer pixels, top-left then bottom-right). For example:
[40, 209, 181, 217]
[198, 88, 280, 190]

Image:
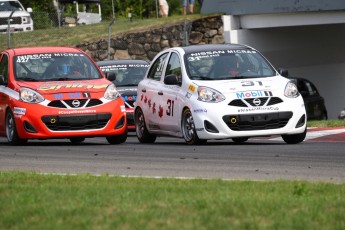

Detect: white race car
[134, 44, 307, 144]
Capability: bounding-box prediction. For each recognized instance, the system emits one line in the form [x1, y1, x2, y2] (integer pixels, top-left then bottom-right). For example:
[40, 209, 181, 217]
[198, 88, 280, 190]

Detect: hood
[191, 76, 290, 95]
[16, 79, 112, 95]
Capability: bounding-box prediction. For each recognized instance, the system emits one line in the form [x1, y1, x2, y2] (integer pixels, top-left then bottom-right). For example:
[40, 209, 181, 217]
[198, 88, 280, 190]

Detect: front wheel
[281, 128, 307, 144]
[181, 109, 207, 145]
[106, 129, 128, 144]
[69, 137, 85, 144]
[135, 108, 156, 143]
[5, 109, 27, 145]
[232, 137, 249, 143]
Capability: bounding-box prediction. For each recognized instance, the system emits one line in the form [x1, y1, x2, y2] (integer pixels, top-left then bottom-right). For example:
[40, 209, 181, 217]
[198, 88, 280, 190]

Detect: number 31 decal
[166, 99, 174, 116]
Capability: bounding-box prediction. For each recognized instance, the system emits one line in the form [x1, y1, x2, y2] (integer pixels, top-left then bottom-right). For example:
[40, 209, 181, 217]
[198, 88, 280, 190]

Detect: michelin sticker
[14, 107, 26, 115]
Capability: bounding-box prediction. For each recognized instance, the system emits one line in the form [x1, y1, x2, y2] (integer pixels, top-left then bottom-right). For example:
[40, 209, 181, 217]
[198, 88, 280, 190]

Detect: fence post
[7, 10, 15, 48]
[108, 18, 116, 60]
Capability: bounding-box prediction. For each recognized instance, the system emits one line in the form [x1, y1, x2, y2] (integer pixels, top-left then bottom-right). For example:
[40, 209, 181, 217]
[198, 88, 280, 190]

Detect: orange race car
[0, 47, 127, 145]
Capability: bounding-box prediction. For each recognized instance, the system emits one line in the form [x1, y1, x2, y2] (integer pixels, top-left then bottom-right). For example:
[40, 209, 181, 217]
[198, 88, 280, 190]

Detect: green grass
[1, 172, 345, 230]
[0, 15, 204, 50]
[307, 120, 345, 128]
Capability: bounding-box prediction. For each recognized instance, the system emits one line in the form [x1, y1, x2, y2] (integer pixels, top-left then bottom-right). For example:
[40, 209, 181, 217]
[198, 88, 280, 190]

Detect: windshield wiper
[16, 77, 39, 82]
[48, 77, 72, 81]
[190, 75, 215, 80]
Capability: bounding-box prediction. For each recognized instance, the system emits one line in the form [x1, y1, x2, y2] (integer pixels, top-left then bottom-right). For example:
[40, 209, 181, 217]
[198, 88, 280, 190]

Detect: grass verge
[307, 120, 345, 128]
[1, 172, 345, 229]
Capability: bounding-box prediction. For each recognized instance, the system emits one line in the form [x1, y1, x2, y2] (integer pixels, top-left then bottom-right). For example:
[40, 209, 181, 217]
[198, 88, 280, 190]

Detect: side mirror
[27, 7, 33, 13]
[105, 72, 116, 81]
[278, 68, 289, 77]
[164, 74, 179, 85]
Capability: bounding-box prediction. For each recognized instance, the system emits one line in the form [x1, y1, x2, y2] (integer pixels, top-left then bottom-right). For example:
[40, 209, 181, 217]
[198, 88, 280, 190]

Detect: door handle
[142, 89, 146, 93]
[158, 91, 163, 95]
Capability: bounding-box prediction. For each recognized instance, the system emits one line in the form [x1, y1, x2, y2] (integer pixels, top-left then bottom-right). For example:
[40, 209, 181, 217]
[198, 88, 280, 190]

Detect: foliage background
[18, 0, 202, 20]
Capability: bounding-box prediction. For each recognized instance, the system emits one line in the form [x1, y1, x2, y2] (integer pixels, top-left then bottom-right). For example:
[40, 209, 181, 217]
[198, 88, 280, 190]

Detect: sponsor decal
[58, 109, 96, 115]
[38, 83, 108, 91]
[13, 107, 26, 115]
[237, 107, 279, 113]
[236, 90, 272, 99]
[120, 105, 126, 112]
[159, 105, 164, 118]
[188, 50, 257, 61]
[83, 92, 91, 98]
[16, 53, 84, 63]
[54, 93, 63, 100]
[193, 109, 207, 113]
[185, 92, 192, 99]
[152, 102, 156, 114]
[122, 95, 137, 101]
[188, 84, 196, 93]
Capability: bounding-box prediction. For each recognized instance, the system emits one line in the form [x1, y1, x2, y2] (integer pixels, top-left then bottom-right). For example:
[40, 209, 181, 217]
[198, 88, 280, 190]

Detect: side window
[305, 81, 317, 96]
[0, 54, 9, 85]
[147, 53, 168, 81]
[166, 52, 182, 83]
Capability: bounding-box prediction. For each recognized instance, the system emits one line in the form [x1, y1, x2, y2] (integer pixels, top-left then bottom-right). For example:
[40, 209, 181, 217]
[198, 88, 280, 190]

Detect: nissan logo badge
[72, 100, 80, 107]
[253, 98, 261, 106]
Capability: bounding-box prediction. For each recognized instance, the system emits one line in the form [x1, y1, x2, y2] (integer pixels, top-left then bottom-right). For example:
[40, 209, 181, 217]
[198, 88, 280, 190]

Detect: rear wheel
[135, 108, 156, 143]
[232, 137, 249, 143]
[282, 128, 307, 144]
[181, 109, 207, 145]
[5, 109, 27, 145]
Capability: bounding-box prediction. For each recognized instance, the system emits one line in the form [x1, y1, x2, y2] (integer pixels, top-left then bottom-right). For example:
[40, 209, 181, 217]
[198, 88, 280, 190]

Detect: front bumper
[191, 97, 306, 140]
[12, 99, 127, 139]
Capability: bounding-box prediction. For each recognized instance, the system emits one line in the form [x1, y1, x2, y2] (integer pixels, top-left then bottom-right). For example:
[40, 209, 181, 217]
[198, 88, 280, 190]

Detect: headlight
[20, 87, 44, 103]
[104, 83, 121, 100]
[22, 16, 31, 24]
[197, 86, 225, 103]
[284, 81, 299, 98]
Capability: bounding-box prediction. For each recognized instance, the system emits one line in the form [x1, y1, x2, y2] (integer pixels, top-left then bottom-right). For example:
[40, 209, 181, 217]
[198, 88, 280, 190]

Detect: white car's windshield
[185, 49, 276, 80]
[14, 53, 103, 82]
[0, 1, 23, 11]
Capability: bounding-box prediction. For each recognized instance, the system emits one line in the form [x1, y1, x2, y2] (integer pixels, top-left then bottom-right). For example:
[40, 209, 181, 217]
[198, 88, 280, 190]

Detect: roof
[97, 59, 149, 66]
[5, 47, 83, 56]
[180, 43, 254, 53]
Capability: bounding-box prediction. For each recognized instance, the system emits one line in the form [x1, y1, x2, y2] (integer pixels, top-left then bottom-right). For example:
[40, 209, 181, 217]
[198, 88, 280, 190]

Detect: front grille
[223, 112, 293, 131]
[41, 113, 111, 131]
[0, 17, 22, 25]
[48, 99, 102, 108]
[228, 97, 283, 107]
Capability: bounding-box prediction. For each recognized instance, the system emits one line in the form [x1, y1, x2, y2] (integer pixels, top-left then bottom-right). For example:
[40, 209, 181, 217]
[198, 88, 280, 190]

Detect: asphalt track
[0, 127, 344, 182]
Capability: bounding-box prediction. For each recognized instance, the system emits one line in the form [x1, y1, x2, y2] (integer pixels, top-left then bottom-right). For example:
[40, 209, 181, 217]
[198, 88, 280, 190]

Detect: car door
[139, 52, 169, 131]
[158, 52, 184, 133]
[0, 53, 9, 134]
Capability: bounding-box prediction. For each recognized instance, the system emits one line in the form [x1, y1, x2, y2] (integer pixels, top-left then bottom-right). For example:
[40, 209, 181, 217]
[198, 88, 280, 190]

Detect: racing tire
[281, 128, 307, 144]
[181, 108, 207, 145]
[232, 137, 249, 143]
[106, 129, 128, 144]
[135, 108, 156, 143]
[69, 137, 85, 144]
[5, 109, 27, 146]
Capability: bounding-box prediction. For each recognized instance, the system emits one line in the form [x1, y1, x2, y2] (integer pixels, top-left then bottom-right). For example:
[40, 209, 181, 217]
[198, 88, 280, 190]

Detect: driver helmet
[57, 64, 72, 75]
